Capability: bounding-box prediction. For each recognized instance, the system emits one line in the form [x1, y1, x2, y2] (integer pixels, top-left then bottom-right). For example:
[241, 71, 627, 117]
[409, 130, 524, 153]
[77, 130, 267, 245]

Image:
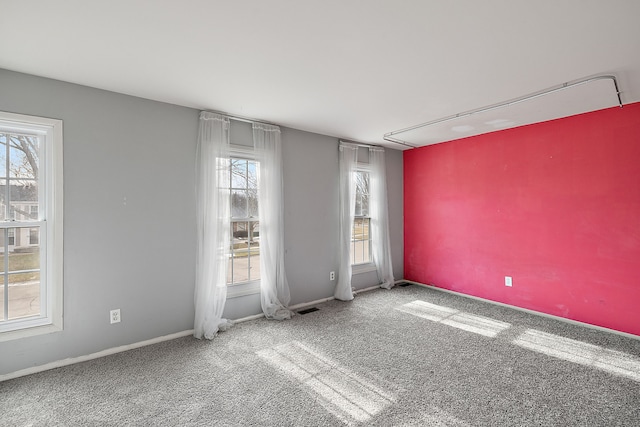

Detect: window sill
[352, 263, 377, 275]
[227, 280, 260, 298]
[0, 321, 62, 343]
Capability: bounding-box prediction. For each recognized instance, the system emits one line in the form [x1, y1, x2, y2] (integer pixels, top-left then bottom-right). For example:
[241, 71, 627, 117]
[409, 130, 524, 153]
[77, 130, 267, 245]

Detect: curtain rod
[339, 139, 384, 149]
[203, 111, 385, 149]
[202, 109, 277, 127]
[202, 111, 407, 150]
[383, 74, 623, 146]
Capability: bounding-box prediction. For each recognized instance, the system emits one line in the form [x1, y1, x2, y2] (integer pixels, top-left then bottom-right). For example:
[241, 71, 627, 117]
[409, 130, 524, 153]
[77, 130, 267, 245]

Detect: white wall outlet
[110, 309, 121, 324]
[330, 271, 335, 281]
[505, 276, 513, 287]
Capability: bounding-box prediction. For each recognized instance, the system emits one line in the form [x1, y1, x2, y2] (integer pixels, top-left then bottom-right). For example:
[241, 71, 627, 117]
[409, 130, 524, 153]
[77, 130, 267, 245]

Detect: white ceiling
[1, 1, 639, 150]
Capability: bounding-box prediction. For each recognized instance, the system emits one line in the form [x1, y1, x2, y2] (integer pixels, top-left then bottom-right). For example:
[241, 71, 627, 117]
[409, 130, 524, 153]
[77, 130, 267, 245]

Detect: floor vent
[397, 282, 413, 287]
[298, 307, 320, 315]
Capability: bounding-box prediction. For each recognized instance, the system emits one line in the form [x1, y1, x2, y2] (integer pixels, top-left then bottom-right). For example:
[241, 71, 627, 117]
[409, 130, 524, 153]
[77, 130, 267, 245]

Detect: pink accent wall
[404, 103, 640, 336]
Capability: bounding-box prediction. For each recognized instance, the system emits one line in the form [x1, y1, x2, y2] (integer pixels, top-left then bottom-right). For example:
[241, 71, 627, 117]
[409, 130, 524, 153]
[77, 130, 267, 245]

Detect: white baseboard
[407, 280, 640, 341]
[233, 313, 265, 323]
[290, 296, 335, 311]
[355, 284, 385, 294]
[285, 283, 383, 312]
[0, 329, 195, 383]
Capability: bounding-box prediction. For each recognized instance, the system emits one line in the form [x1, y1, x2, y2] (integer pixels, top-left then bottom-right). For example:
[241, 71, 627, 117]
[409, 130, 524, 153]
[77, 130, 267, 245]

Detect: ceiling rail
[383, 74, 623, 147]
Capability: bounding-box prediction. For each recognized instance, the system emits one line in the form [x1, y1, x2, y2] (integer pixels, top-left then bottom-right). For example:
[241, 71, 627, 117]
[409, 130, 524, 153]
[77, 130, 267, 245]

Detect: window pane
[0, 178, 6, 221]
[247, 161, 258, 190]
[362, 217, 370, 241]
[248, 221, 260, 282]
[355, 171, 368, 194]
[10, 135, 39, 180]
[230, 222, 246, 284]
[354, 171, 369, 217]
[30, 227, 39, 245]
[8, 271, 40, 320]
[230, 221, 249, 284]
[0, 133, 6, 177]
[232, 221, 248, 240]
[249, 221, 260, 242]
[248, 192, 258, 217]
[231, 190, 248, 218]
[232, 255, 250, 284]
[248, 162, 258, 216]
[244, 160, 258, 217]
[363, 240, 369, 264]
[364, 218, 371, 263]
[0, 135, 38, 221]
[228, 221, 261, 284]
[2, 228, 41, 321]
[361, 194, 369, 217]
[7, 230, 39, 273]
[2, 183, 38, 222]
[231, 159, 247, 189]
[353, 218, 364, 241]
[351, 218, 372, 265]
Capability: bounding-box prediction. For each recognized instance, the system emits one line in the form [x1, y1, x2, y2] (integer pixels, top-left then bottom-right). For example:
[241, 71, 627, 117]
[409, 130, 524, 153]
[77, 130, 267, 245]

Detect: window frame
[226, 144, 261, 298]
[351, 165, 376, 274]
[0, 111, 63, 342]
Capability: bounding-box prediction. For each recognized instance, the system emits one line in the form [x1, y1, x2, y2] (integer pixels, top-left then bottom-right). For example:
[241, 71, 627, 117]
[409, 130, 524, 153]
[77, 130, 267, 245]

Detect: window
[351, 170, 372, 265]
[227, 157, 260, 286]
[0, 111, 63, 341]
[29, 228, 39, 245]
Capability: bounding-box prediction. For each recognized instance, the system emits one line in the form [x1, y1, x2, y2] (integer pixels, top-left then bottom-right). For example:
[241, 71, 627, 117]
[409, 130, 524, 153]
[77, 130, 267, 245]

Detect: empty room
[1, 1, 639, 425]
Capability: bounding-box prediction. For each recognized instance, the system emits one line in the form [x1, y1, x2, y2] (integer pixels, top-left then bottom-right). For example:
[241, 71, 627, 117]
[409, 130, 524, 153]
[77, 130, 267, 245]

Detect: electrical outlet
[505, 276, 513, 287]
[330, 271, 335, 281]
[110, 309, 121, 324]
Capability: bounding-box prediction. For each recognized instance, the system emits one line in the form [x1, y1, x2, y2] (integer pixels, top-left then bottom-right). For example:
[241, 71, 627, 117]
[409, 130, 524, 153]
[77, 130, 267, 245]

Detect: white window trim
[227, 144, 260, 298]
[0, 111, 63, 342]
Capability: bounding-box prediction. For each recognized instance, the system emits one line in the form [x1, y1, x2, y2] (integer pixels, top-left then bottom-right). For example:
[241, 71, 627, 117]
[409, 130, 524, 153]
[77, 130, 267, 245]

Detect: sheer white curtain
[253, 123, 294, 320]
[369, 147, 395, 288]
[335, 142, 358, 301]
[194, 112, 233, 339]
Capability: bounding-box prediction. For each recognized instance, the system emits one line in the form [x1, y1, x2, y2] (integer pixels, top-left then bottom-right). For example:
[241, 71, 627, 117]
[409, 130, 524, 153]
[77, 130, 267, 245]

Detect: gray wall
[0, 69, 403, 376]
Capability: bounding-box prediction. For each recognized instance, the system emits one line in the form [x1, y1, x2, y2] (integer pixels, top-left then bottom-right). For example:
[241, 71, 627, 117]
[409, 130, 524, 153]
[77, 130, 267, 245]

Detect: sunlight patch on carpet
[513, 329, 640, 382]
[257, 341, 395, 425]
[395, 300, 511, 338]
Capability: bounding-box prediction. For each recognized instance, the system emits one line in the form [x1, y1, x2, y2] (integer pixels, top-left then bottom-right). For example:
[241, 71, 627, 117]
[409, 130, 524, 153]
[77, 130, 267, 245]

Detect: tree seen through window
[228, 158, 261, 285]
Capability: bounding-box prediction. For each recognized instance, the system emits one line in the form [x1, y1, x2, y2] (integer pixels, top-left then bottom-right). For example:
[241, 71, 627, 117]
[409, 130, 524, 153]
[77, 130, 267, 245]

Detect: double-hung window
[0, 111, 63, 341]
[227, 155, 261, 292]
[351, 169, 372, 265]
